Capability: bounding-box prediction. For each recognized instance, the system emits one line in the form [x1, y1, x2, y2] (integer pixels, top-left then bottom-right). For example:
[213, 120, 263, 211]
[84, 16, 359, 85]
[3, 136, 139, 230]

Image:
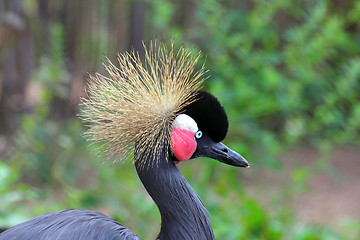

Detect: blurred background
[0, 0, 359, 239]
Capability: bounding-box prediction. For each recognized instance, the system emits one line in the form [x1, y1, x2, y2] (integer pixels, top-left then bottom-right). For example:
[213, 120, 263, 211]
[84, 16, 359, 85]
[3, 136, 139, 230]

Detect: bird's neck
[135, 150, 214, 240]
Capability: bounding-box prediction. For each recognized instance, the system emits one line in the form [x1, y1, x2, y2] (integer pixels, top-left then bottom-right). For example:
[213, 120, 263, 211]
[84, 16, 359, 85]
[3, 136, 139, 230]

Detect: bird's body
[0, 209, 140, 240]
[0, 42, 249, 240]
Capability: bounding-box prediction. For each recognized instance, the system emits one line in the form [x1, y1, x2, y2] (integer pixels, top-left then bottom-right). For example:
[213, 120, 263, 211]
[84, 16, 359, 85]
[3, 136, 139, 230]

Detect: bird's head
[80, 42, 248, 169]
[170, 91, 249, 168]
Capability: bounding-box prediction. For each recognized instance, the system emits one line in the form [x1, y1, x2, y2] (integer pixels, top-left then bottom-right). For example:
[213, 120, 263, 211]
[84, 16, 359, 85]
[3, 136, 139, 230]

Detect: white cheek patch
[172, 114, 198, 133]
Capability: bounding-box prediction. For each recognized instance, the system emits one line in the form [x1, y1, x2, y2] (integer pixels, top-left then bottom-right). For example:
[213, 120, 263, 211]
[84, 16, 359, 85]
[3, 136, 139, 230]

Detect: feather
[79, 42, 205, 168]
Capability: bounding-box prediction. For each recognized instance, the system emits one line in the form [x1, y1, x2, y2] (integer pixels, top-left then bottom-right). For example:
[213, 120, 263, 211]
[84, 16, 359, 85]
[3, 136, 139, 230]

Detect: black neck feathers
[135, 149, 214, 240]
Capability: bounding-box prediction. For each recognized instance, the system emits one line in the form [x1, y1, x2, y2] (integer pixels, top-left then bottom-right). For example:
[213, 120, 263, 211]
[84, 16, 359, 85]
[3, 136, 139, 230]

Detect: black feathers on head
[182, 90, 228, 143]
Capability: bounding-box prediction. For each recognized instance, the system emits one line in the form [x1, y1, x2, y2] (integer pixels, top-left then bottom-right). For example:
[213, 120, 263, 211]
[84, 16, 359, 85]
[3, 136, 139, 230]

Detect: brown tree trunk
[130, 2, 147, 54]
[0, 0, 32, 137]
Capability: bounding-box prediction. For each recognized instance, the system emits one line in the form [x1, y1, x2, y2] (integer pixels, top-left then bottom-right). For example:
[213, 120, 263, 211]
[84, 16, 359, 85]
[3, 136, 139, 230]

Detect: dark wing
[0, 209, 142, 240]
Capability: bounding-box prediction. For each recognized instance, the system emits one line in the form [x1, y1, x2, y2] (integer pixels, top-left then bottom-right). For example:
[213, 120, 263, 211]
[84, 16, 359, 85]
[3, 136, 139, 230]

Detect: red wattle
[170, 128, 197, 162]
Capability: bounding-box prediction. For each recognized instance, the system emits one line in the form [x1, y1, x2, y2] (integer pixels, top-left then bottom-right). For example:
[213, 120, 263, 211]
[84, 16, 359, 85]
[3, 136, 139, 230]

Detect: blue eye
[195, 130, 203, 139]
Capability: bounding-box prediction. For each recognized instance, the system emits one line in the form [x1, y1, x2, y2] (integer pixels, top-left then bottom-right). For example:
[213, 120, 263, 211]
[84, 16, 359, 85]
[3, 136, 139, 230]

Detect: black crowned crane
[0, 42, 249, 240]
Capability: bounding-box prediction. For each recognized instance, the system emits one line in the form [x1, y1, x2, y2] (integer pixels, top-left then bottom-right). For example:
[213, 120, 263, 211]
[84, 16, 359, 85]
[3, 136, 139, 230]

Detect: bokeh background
[1, 0, 360, 239]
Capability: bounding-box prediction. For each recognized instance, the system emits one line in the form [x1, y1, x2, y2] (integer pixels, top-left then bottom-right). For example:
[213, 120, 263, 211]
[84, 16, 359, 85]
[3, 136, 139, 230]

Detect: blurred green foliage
[192, 0, 360, 156]
[1, 0, 360, 239]
[0, 162, 34, 226]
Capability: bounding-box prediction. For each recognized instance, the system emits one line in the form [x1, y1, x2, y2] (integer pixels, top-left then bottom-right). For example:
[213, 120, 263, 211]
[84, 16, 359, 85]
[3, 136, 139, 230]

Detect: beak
[192, 133, 249, 168]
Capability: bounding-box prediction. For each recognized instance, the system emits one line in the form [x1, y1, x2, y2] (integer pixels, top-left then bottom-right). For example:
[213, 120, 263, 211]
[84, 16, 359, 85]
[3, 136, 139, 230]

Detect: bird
[0, 42, 249, 240]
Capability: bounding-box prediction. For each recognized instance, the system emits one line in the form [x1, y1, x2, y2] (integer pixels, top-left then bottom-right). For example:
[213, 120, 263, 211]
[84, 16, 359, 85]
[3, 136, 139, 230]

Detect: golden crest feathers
[79, 42, 205, 168]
